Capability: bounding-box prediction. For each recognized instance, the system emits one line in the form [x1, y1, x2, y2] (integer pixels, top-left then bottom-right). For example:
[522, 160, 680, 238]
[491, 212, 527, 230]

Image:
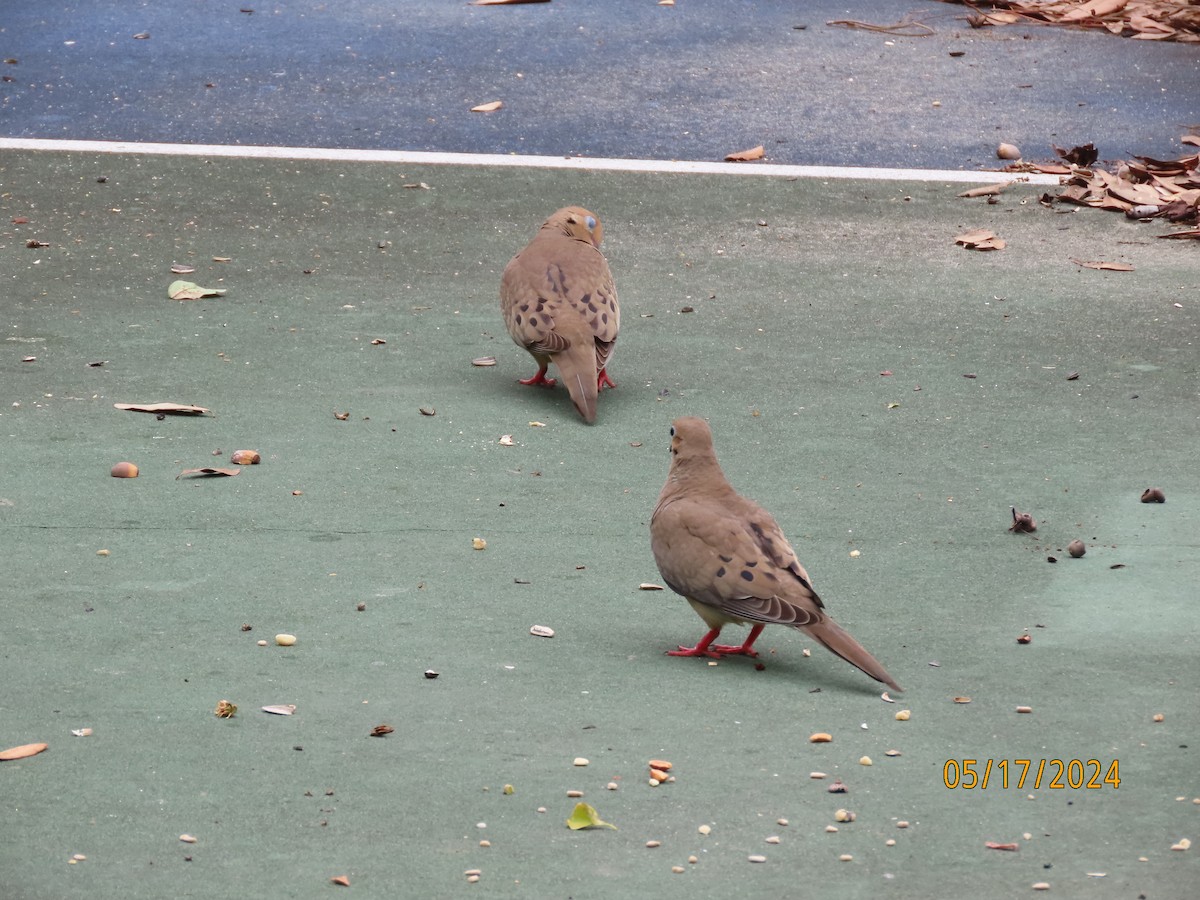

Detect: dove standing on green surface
[649, 417, 902, 692]
[500, 207, 619, 424]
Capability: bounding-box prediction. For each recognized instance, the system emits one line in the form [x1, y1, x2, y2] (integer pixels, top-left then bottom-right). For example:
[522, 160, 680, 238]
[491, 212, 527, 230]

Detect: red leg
[597, 367, 616, 391]
[518, 362, 556, 387]
[668, 624, 764, 658]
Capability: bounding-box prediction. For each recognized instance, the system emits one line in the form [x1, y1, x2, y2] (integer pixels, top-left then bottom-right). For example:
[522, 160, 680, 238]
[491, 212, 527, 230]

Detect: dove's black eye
[669, 426, 676, 436]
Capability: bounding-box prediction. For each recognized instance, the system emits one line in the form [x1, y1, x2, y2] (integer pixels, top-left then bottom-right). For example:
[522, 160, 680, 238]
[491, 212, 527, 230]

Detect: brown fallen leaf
[0, 742, 48, 761]
[955, 229, 1006, 250]
[958, 181, 1013, 198]
[471, 100, 504, 112]
[1069, 258, 1135, 271]
[177, 467, 240, 479]
[724, 145, 765, 162]
[1054, 142, 1098, 167]
[114, 402, 212, 415]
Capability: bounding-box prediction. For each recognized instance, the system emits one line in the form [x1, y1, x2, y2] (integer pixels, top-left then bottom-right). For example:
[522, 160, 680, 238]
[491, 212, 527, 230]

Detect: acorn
[1140, 487, 1166, 503]
[1008, 506, 1037, 533]
[997, 142, 1022, 160]
[110, 461, 139, 478]
[1067, 539, 1086, 558]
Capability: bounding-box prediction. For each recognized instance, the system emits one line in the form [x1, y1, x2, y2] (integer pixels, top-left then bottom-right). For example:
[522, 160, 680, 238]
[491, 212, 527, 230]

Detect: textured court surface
[1, 146, 1196, 899]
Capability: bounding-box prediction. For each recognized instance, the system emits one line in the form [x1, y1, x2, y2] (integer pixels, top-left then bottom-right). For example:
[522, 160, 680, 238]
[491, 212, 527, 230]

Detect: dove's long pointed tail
[556, 343, 599, 424]
[802, 618, 902, 692]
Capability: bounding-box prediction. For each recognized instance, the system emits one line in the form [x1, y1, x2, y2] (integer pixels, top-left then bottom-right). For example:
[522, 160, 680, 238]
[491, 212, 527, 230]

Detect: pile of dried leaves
[1007, 140, 1200, 238]
[942, 0, 1200, 42]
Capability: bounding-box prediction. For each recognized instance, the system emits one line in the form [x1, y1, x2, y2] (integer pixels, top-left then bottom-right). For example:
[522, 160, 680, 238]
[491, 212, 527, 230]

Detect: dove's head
[668, 416, 715, 462]
[544, 207, 603, 248]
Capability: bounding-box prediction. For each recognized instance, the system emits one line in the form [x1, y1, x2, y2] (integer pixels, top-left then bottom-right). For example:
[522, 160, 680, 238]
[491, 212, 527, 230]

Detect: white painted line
[0, 137, 1065, 185]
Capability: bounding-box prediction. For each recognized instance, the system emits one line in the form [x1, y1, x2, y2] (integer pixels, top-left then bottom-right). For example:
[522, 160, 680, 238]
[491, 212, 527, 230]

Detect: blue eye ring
[585, 216, 596, 230]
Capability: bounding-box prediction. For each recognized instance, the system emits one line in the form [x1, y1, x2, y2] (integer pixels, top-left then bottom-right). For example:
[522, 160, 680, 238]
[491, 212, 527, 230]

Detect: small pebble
[479, 840, 490, 848]
[472, 537, 487, 550]
[606, 782, 619, 791]
[886, 839, 896, 847]
[688, 855, 698, 864]
[573, 757, 589, 766]
[897, 821, 910, 829]
[257, 640, 267, 646]
[275, 633, 296, 646]
[356, 602, 366, 611]
[859, 756, 873, 766]
[747, 855, 767, 863]
[895, 709, 911, 721]
[1153, 713, 1165, 722]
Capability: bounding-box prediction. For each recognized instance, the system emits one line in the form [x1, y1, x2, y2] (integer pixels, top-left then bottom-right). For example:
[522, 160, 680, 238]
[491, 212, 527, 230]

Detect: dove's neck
[664, 455, 735, 497]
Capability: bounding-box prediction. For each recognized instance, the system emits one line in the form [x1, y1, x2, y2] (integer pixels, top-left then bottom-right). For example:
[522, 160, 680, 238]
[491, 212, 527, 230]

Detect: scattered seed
[71, 728, 93, 737]
[688, 855, 698, 864]
[110, 461, 139, 478]
[886, 839, 896, 846]
[1140, 487, 1166, 503]
[472, 356, 497, 367]
[606, 782, 618, 791]
[370, 724, 394, 737]
[835, 809, 855, 822]
[567, 790, 584, 798]
[809, 732, 832, 743]
[859, 756, 872, 766]
[229, 449, 260, 465]
[777, 818, 789, 826]
[1032, 883, 1050, 891]
[213, 700, 237, 718]
[646, 840, 661, 848]
[466, 874, 480, 884]
[179, 834, 197, 843]
[880, 692, 896, 703]
[1171, 838, 1191, 851]
[573, 757, 589, 767]
[1017, 633, 1032, 644]
[419, 406, 436, 416]
[954, 697, 971, 704]
[828, 780, 847, 794]
[96, 549, 110, 557]
[698, 824, 712, 836]
[810, 772, 827, 779]
[479, 840, 490, 847]
[825, 825, 838, 833]
[765, 836, 780, 844]
[885, 749, 902, 757]
[986, 841, 1020, 851]
[1068, 539, 1086, 558]
[261, 705, 296, 716]
[464, 869, 482, 877]
[897, 821, 910, 829]
[275, 634, 296, 646]
[530, 625, 555, 638]
[1153, 713, 1165, 722]
[673, 865, 686, 873]
[650, 768, 669, 783]
[1016, 706, 1033, 714]
[424, 669, 439, 679]
[895, 709, 911, 720]
[747, 855, 767, 863]
[502, 784, 513, 795]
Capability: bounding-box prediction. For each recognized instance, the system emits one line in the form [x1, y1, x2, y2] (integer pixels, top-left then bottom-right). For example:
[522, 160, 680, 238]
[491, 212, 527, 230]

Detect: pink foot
[518, 365, 556, 387]
[667, 624, 764, 659]
[597, 368, 616, 391]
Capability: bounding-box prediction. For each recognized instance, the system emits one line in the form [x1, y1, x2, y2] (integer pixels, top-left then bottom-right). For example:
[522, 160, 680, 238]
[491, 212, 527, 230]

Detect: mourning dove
[500, 206, 619, 423]
[650, 417, 902, 692]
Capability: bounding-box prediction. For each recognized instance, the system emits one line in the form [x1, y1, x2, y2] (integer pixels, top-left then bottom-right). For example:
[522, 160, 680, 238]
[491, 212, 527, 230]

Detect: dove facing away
[649, 417, 902, 692]
[500, 207, 619, 424]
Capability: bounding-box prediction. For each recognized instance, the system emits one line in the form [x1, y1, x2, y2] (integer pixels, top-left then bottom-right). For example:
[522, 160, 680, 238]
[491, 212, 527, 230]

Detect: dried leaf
[177, 467, 240, 478]
[1069, 258, 1135, 271]
[114, 402, 212, 415]
[471, 100, 504, 112]
[0, 742, 48, 761]
[168, 280, 226, 300]
[566, 801, 617, 831]
[955, 229, 1006, 250]
[958, 181, 1013, 198]
[724, 145, 765, 162]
